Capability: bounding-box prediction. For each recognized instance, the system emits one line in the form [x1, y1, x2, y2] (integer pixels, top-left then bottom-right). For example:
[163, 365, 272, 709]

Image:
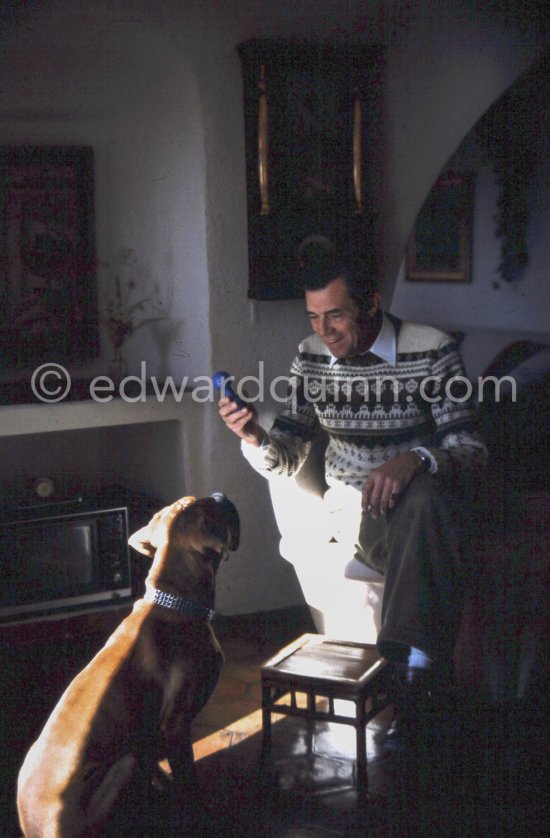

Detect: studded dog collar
[143, 584, 215, 621]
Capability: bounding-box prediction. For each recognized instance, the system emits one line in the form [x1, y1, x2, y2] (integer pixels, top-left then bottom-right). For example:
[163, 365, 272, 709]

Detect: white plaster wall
[391, 81, 550, 380]
[0, 1, 209, 383]
[379, 0, 546, 286]
[391, 165, 550, 338]
[1, 0, 547, 614]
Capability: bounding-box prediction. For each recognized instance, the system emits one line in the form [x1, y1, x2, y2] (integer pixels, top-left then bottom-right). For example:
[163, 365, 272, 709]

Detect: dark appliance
[0, 502, 131, 624]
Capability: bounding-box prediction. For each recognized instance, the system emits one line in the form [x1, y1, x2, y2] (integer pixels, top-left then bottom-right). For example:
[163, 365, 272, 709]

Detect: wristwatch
[412, 449, 432, 473]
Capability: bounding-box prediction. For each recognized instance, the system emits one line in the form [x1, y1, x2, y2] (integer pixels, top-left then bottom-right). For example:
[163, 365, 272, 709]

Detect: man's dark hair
[297, 236, 377, 312]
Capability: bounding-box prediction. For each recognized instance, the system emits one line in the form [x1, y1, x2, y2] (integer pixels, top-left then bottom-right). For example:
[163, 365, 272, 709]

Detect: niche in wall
[238, 39, 383, 300]
[391, 53, 550, 337]
[0, 420, 184, 507]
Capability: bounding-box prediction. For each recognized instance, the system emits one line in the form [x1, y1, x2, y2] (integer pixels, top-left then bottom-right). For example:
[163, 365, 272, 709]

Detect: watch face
[414, 451, 430, 472]
[34, 477, 55, 499]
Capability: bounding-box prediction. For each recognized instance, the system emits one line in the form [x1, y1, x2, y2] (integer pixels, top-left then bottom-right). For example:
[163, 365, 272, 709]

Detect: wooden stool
[261, 633, 393, 789]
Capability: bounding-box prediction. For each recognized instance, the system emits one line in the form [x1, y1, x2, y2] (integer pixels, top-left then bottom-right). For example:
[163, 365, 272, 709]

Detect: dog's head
[129, 493, 240, 570]
[168, 493, 240, 568]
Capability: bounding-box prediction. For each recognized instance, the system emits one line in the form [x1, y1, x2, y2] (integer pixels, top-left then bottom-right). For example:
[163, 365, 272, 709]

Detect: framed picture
[405, 171, 475, 283]
[0, 145, 97, 373]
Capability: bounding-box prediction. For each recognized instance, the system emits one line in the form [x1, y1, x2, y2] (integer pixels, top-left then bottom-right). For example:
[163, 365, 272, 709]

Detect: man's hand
[218, 397, 265, 447]
[362, 452, 424, 518]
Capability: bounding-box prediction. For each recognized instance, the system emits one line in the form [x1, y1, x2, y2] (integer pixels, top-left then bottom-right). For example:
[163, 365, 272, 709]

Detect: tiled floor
[185, 614, 547, 838]
[1, 608, 547, 837]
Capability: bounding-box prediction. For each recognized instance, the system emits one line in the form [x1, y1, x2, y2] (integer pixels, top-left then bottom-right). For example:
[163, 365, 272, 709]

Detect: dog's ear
[129, 496, 197, 555]
[210, 493, 240, 551]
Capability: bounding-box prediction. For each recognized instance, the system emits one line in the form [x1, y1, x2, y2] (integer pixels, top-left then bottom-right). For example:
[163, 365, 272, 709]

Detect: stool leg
[355, 699, 368, 791]
[261, 682, 272, 754]
[306, 688, 315, 756]
[258, 682, 275, 795]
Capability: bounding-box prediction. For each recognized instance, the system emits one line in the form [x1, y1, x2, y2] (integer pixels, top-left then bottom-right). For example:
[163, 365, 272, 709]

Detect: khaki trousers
[355, 474, 473, 665]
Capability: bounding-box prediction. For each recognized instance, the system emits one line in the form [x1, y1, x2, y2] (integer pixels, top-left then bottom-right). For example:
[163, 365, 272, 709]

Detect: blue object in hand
[211, 371, 248, 409]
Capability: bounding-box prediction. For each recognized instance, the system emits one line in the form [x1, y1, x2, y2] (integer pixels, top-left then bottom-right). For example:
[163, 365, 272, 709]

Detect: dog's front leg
[157, 724, 199, 835]
[157, 665, 201, 822]
[165, 723, 195, 788]
[159, 660, 202, 783]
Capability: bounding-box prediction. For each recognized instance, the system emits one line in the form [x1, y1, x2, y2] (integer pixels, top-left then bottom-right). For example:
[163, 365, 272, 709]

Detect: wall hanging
[238, 40, 383, 300]
[0, 145, 97, 372]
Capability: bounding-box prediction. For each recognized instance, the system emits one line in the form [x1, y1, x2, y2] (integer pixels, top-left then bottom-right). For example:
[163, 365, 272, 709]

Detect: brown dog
[17, 493, 240, 837]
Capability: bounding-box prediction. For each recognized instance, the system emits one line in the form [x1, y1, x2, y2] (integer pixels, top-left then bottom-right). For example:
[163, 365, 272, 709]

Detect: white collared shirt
[328, 313, 396, 367]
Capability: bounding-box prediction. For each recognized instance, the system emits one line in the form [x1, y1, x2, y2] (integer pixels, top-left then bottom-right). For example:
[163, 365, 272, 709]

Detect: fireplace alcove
[0, 400, 187, 504]
[0, 396, 198, 641]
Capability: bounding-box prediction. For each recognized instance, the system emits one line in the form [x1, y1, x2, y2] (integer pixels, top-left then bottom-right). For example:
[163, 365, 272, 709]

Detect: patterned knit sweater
[245, 317, 487, 492]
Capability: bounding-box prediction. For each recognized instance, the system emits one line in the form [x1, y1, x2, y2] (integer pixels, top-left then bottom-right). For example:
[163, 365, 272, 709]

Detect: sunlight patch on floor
[189, 693, 377, 761]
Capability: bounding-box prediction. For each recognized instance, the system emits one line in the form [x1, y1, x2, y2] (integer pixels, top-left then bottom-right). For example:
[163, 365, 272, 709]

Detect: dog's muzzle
[210, 492, 240, 551]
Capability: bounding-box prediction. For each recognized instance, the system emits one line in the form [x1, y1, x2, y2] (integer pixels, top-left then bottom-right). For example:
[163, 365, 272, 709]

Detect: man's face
[305, 276, 381, 359]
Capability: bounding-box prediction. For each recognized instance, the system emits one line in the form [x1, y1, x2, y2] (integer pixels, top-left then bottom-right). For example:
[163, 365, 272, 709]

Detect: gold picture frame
[405, 172, 475, 283]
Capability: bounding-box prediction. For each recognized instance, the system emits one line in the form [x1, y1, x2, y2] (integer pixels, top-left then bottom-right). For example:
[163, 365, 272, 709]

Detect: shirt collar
[328, 314, 396, 367]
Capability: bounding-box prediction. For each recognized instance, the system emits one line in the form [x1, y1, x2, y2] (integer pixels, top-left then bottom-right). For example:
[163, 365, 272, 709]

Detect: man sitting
[218, 239, 487, 734]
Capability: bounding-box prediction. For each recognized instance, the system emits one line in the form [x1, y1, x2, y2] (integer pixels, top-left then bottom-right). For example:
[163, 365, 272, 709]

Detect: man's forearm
[419, 431, 488, 475]
[241, 427, 313, 478]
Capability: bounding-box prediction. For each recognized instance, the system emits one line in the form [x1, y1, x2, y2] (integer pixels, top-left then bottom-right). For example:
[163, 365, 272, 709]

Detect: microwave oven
[0, 504, 132, 624]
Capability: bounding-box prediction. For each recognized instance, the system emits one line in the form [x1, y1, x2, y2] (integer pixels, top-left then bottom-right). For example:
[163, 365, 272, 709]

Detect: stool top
[261, 633, 386, 689]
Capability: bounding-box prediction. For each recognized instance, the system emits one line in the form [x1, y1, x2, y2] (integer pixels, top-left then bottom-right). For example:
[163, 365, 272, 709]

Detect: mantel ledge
[0, 392, 196, 438]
